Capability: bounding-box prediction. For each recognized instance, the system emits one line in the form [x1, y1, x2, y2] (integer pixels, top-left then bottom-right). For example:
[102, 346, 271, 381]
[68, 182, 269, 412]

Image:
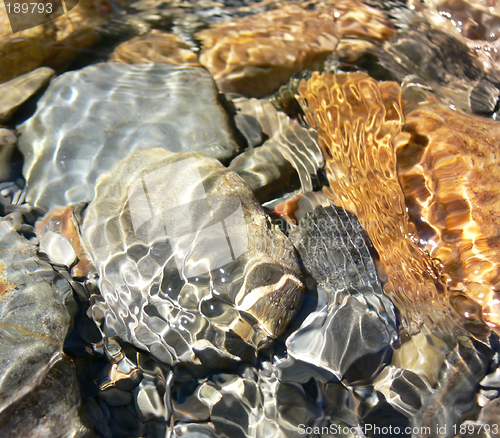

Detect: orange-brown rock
[274, 194, 303, 226]
[296, 71, 446, 332]
[35, 206, 94, 278]
[196, 1, 394, 98]
[0, 1, 110, 84]
[395, 103, 500, 329]
[109, 30, 200, 66]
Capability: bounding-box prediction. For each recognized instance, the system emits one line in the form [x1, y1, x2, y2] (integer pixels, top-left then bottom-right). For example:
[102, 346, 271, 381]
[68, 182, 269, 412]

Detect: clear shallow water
[1, 1, 500, 437]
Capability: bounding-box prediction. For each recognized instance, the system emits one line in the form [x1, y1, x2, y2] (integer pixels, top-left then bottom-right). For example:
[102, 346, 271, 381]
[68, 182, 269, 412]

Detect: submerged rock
[395, 102, 500, 331]
[0, 128, 21, 183]
[0, 218, 89, 437]
[229, 97, 324, 203]
[0, 67, 54, 123]
[109, 30, 200, 66]
[36, 205, 94, 278]
[417, 0, 500, 78]
[0, 1, 109, 84]
[374, 334, 492, 437]
[39, 229, 78, 268]
[196, 0, 394, 97]
[192, 360, 368, 438]
[287, 205, 397, 383]
[106, 0, 273, 44]
[194, 362, 323, 438]
[18, 62, 239, 211]
[81, 148, 303, 367]
[375, 26, 500, 115]
[293, 71, 446, 333]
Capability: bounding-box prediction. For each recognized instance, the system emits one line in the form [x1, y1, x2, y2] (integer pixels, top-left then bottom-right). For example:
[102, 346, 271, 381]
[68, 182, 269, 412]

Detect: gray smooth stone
[0, 218, 90, 437]
[18, 63, 240, 211]
[287, 205, 397, 383]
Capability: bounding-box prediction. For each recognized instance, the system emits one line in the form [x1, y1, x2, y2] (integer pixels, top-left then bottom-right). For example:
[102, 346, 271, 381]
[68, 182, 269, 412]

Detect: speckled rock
[287, 205, 397, 383]
[0, 217, 90, 437]
[294, 71, 447, 333]
[81, 148, 303, 367]
[18, 62, 240, 211]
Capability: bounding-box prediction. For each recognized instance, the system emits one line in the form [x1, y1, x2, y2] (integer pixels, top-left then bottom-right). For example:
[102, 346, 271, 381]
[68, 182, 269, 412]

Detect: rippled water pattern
[1, 0, 500, 437]
[82, 149, 303, 366]
[18, 63, 239, 211]
[296, 72, 447, 332]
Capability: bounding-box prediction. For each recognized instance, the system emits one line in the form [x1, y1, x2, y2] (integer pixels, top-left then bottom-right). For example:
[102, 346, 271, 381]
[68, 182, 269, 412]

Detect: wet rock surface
[109, 30, 200, 66]
[196, 0, 394, 97]
[395, 102, 500, 331]
[2, 0, 500, 436]
[229, 97, 324, 202]
[0, 128, 21, 183]
[416, 0, 500, 78]
[0, 217, 89, 437]
[376, 26, 500, 115]
[81, 148, 303, 367]
[291, 71, 446, 332]
[35, 205, 95, 278]
[0, 0, 110, 84]
[375, 334, 493, 437]
[0, 67, 54, 123]
[18, 62, 239, 211]
[288, 205, 397, 383]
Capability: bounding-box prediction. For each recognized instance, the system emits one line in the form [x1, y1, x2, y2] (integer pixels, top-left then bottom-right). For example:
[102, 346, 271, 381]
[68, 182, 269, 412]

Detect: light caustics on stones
[395, 102, 500, 330]
[109, 30, 200, 66]
[229, 97, 324, 202]
[287, 204, 397, 383]
[0, 218, 89, 437]
[127, 156, 248, 279]
[196, 0, 394, 98]
[0, 0, 108, 84]
[81, 149, 303, 366]
[4, 0, 500, 435]
[18, 62, 239, 211]
[294, 71, 446, 332]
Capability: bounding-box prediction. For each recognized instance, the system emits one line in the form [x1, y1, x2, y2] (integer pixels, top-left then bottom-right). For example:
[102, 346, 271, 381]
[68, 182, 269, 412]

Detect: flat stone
[18, 63, 240, 211]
